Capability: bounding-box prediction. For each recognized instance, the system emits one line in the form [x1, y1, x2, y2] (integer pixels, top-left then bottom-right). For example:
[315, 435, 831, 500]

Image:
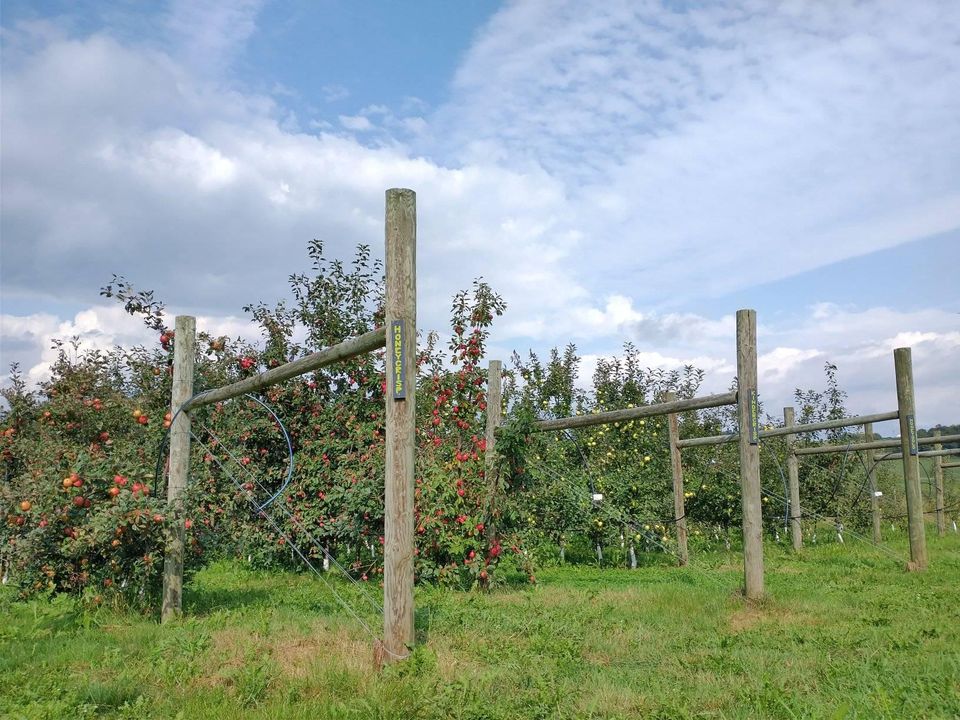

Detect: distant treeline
[918, 424, 959, 449]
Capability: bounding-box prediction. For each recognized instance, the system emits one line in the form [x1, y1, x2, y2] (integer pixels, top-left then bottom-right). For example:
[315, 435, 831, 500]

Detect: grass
[1, 530, 958, 719]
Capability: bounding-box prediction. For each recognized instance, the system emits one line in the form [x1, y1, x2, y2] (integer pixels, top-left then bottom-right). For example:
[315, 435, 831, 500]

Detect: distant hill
[869, 425, 959, 449]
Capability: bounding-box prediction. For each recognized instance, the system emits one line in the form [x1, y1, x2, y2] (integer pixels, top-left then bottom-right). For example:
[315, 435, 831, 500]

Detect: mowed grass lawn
[2, 532, 958, 719]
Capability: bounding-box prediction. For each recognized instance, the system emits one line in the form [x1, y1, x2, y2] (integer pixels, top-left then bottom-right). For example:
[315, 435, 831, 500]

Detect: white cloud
[339, 115, 373, 132]
[759, 348, 824, 383]
[102, 129, 239, 191]
[321, 84, 349, 103]
[509, 302, 959, 426]
[163, 0, 264, 73]
[0, 307, 152, 385]
[0, 28, 585, 339]
[433, 0, 960, 301]
[0, 306, 264, 389]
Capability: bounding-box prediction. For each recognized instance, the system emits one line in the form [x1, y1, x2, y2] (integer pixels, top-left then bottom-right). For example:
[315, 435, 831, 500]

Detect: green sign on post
[391, 320, 406, 400]
[746, 389, 759, 445]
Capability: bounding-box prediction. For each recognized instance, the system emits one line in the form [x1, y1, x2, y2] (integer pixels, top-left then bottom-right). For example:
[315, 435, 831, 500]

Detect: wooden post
[864, 422, 882, 543]
[894, 347, 927, 570]
[784, 407, 802, 551]
[665, 392, 688, 565]
[161, 315, 196, 622]
[736, 309, 764, 600]
[934, 430, 945, 536]
[383, 188, 416, 661]
[484, 360, 502, 539]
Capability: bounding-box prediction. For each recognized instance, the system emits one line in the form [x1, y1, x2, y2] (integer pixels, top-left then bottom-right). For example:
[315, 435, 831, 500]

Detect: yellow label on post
[747, 389, 759, 445]
[391, 320, 406, 400]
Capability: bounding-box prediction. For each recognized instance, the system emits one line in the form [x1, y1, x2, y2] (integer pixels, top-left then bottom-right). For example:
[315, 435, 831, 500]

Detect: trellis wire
[152, 389, 405, 659]
[757, 485, 905, 564]
[193, 423, 383, 616]
[188, 430, 408, 661]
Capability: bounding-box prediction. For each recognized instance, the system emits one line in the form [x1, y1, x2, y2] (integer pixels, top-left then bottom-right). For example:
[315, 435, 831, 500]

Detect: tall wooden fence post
[894, 347, 927, 570]
[383, 188, 417, 661]
[484, 360, 502, 540]
[934, 430, 945, 536]
[162, 315, 196, 622]
[736, 309, 764, 600]
[784, 407, 802, 551]
[863, 422, 882, 543]
[665, 392, 689, 566]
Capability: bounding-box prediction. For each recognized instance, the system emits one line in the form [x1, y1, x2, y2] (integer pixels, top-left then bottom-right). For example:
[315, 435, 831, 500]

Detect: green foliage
[1, 242, 518, 601]
[501, 341, 742, 556]
[3, 240, 955, 602]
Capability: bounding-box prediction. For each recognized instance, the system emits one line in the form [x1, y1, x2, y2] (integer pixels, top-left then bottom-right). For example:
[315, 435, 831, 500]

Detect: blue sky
[1, 0, 958, 427]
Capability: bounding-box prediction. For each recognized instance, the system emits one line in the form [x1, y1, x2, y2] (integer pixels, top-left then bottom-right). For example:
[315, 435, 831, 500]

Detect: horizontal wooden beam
[184, 327, 387, 412]
[532, 391, 737, 433]
[918, 433, 960, 446]
[942, 461, 960, 469]
[873, 447, 960, 462]
[676, 433, 738, 449]
[758, 410, 899, 439]
[674, 425, 957, 454]
[794, 437, 901, 456]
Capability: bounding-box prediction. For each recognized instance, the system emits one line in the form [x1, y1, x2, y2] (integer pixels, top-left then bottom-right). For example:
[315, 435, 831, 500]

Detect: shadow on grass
[184, 582, 357, 620]
[183, 585, 278, 615]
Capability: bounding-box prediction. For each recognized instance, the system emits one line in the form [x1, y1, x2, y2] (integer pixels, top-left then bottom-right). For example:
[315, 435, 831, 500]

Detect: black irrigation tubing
[768, 443, 793, 529]
[851, 451, 959, 520]
[151, 376, 217, 497]
[881, 501, 960, 521]
[695, 446, 905, 562]
[819, 439, 855, 516]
